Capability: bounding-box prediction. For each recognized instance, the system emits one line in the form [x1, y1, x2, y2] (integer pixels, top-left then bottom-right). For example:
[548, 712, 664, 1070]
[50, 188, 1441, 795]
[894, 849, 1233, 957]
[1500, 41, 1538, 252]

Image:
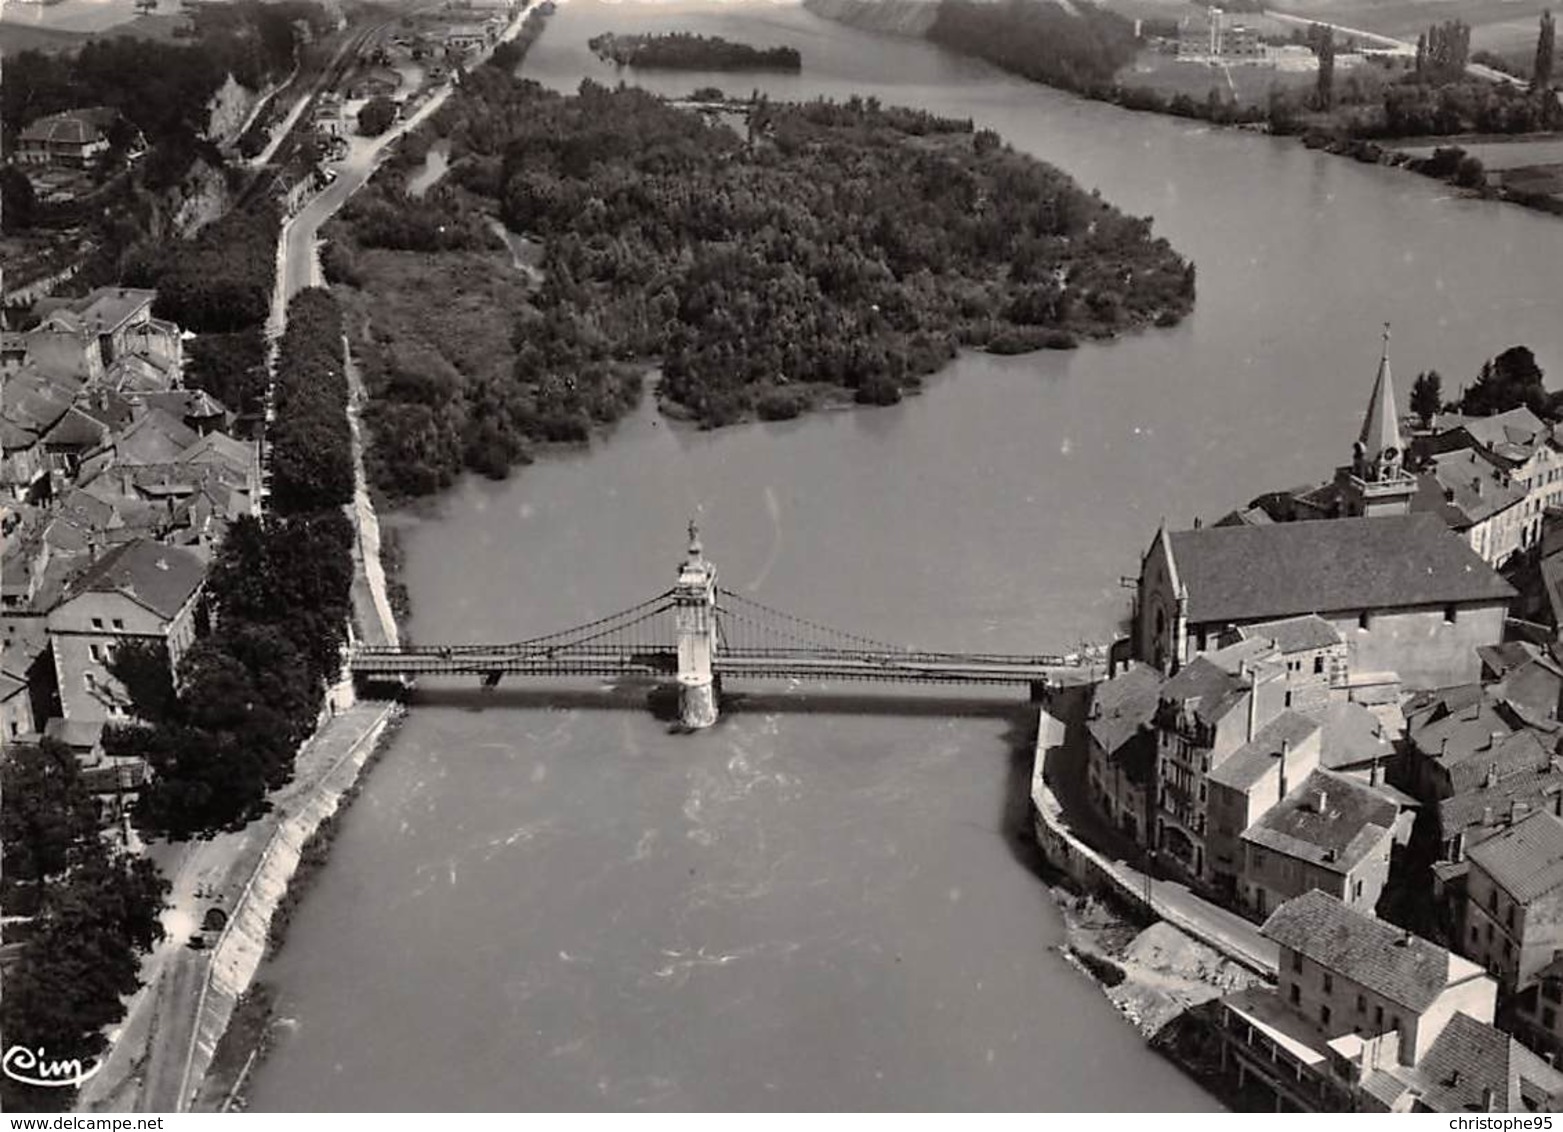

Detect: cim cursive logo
[1, 1045, 105, 1089]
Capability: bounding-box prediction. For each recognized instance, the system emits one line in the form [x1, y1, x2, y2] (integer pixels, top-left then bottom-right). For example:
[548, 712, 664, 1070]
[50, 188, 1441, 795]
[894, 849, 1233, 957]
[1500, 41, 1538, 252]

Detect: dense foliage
[1, 739, 169, 1113]
[185, 328, 270, 425]
[1456, 346, 1558, 418]
[123, 201, 282, 333]
[928, 0, 1138, 97]
[588, 32, 802, 71]
[112, 291, 356, 837]
[359, 95, 398, 137]
[333, 75, 1191, 496]
[269, 289, 355, 514]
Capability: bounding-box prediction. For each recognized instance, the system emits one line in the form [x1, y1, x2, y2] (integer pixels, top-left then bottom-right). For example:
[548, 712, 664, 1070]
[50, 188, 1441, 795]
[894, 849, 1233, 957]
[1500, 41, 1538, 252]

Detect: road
[78, 11, 531, 1112]
[1268, 9, 1526, 87]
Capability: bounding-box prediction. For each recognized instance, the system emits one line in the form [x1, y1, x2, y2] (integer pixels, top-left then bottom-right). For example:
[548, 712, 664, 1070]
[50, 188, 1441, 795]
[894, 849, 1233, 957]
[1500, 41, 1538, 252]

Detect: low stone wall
[178, 705, 400, 1108]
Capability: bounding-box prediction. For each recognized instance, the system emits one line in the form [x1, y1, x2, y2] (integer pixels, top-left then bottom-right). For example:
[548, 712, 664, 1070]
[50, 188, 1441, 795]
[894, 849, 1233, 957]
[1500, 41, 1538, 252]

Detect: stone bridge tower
[674, 520, 719, 728]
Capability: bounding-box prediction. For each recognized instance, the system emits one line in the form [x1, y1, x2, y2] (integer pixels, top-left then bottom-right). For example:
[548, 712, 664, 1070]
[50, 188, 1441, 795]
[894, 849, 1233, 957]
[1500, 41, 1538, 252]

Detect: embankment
[179, 703, 403, 1109]
[801, 0, 939, 38]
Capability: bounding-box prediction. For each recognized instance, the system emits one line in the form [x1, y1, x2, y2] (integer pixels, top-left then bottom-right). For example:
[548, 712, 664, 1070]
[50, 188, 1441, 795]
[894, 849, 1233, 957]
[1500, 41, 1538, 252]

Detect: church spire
[1355, 322, 1404, 479]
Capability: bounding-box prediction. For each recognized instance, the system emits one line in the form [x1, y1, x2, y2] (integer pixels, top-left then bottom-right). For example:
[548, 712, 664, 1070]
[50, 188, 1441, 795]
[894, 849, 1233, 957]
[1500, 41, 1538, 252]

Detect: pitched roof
[1237, 614, 1343, 655]
[1467, 810, 1563, 903]
[1411, 1011, 1563, 1112]
[1243, 769, 1400, 873]
[57, 539, 204, 621]
[1414, 451, 1526, 528]
[1160, 654, 1250, 728]
[1439, 767, 1563, 841]
[75, 288, 155, 334]
[1166, 515, 1515, 625]
[1208, 710, 1320, 791]
[18, 108, 112, 146]
[1358, 336, 1404, 460]
[113, 409, 198, 465]
[1087, 664, 1162, 757]
[1440, 407, 1549, 455]
[1261, 889, 1454, 1012]
[1318, 701, 1396, 771]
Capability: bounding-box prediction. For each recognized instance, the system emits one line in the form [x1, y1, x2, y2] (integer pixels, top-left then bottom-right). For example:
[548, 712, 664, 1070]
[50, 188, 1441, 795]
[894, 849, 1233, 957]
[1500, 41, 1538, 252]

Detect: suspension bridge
[349, 524, 1100, 727]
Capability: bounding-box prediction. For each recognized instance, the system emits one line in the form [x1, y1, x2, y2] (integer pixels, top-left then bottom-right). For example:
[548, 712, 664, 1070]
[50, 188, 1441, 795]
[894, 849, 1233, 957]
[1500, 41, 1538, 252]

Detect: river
[244, 0, 1563, 1111]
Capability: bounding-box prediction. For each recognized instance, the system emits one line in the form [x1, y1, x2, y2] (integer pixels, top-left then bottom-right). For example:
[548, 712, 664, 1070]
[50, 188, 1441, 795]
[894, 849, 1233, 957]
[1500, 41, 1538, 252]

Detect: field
[1390, 134, 1563, 168]
[1266, 0, 1552, 53]
[1120, 49, 1318, 103]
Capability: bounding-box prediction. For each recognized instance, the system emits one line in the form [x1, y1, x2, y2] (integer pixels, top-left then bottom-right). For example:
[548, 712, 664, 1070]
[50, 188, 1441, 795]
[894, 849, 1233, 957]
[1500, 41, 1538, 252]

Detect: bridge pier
[674, 521, 720, 730]
[679, 674, 718, 729]
[1030, 680, 1051, 704]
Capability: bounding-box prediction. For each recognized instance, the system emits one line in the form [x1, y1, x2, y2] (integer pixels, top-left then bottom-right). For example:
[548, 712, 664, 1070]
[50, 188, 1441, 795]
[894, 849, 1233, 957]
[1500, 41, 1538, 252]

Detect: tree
[358, 95, 397, 137]
[0, 739, 102, 914]
[106, 639, 179, 724]
[1, 166, 38, 233]
[1536, 10, 1556, 92]
[1410, 370, 1443, 427]
[1459, 346, 1548, 417]
[1314, 24, 1336, 111]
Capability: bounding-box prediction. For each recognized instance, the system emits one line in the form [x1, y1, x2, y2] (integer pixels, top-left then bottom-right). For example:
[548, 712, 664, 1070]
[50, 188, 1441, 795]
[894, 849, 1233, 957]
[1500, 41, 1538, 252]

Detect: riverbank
[1029, 695, 1268, 1108]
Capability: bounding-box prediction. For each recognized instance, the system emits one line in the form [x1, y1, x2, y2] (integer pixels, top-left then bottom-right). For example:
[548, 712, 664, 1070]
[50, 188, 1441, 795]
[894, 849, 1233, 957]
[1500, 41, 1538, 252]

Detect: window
[1323, 973, 1333, 994]
[1376, 1005, 1384, 1026]
[1359, 611, 1371, 631]
[1321, 1004, 1332, 1025]
[1392, 1015, 1401, 1033]
[1488, 924, 1495, 943]
[1356, 994, 1366, 1014]
[1491, 891, 1500, 912]
[1352, 879, 1363, 901]
[89, 644, 104, 662]
[1292, 952, 1303, 974]
[111, 618, 124, 630]
[1547, 1007, 1558, 1030]
[1314, 656, 1325, 675]
[1445, 604, 1458, 624]
[1505, 940, 1514, 960]
[1289, 983, 1301, 1006]
[1285, 691, 1293, 708]
[1472, 925, 1480, 942]
[91, 617, 104, 629]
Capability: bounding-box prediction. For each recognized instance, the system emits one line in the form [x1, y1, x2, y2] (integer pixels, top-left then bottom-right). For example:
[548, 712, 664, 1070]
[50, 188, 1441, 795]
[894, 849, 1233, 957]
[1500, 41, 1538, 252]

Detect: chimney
[1473, 477, 1484, 496]
[1514, 801, 1531, 822]
[1441, 736, 1451, 760]
[1317, 788, 1328, 813]
[1370, 759, 1381, 787]
[1483, 805, 1494, 826]
[1277, 738, 1291, 802]
[1486, 761, 1500, 788]
[1489, 730, 1505, 750]
[1483, 1086, 1497, 1112]
[1247, 670, 1260, 742]
[1444, 486, 1456, 503]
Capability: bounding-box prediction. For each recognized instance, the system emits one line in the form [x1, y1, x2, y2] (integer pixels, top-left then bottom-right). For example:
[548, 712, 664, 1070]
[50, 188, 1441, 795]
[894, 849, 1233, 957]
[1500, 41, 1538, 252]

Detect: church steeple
[1355, 323, 1405, 482]
[1339, 323, 1416, 518]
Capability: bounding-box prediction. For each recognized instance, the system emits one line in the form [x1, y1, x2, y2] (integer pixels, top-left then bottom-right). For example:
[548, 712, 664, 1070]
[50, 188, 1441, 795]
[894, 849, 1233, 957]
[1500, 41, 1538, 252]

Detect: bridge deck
[348, 647, 1089, 685]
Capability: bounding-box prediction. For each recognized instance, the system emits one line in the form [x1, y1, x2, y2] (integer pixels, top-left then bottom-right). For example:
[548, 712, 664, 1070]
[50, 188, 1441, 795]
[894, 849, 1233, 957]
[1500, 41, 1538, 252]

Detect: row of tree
[108, 289, 356, 837]
[1, 739, 170, 1113]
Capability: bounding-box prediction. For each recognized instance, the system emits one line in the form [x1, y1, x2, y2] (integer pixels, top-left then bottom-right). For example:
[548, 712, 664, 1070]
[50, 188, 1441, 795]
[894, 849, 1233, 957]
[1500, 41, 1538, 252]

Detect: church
[1132, 332, 1516, 691]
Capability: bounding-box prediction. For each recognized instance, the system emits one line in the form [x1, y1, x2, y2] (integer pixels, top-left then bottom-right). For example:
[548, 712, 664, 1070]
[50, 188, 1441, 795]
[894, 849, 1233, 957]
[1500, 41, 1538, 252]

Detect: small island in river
[588, 32, 803, 72]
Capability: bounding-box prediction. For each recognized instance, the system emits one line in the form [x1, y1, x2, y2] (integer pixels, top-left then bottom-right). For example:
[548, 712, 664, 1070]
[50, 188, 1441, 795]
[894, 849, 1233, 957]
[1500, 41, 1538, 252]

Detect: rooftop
[1243, 769, 1401, 873]
[1086, 663, 1161, 758]
[1411, 1011, 1563, 1112]
[1159, 654, 1250, 729]
[56, 538, 204, 621]
[1439, 767, 1563, 841]
[1208, 710, 1321, 791]
[1164, 515, 1515, 625]
[1414, 450, 1526, 528]
[1466, 810, 1563, 903]
[1236, 614, 1343, 655]
[1261, 889, 1460, 1013]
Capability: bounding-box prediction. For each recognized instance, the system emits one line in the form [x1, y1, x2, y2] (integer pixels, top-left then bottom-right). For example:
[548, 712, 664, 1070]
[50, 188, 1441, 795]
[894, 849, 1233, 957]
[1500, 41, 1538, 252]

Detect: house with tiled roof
[1462, 811, 1563, 993]
[45, 538, 205, 724]
[1424, 406, 1563, 553]
[1216, 890, 1498, 1111]
[1240, 769, 1411, 919]
[17, 107, 114, 168]
[1386, 1010, 1563, 1112]
[1204, 711, 1322, 901]
[1413, 447, 1529, 568]
[1085, 662, 1161, 847]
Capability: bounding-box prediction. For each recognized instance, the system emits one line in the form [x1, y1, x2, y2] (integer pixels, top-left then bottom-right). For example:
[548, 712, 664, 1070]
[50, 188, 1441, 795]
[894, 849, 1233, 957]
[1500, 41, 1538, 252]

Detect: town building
[1204, 711, 1322, 900]
[1217, 890, 1505, 1111]
[16, 108, 115, 168]
[1239, 769, 1409, 919]
[1413, 448, 1529, 568]
[1134, 512, 1513, 689]
[1085, 662, 1161, 846]
[1462, 811, 1563, 993]
[46, 539, 205, 723]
